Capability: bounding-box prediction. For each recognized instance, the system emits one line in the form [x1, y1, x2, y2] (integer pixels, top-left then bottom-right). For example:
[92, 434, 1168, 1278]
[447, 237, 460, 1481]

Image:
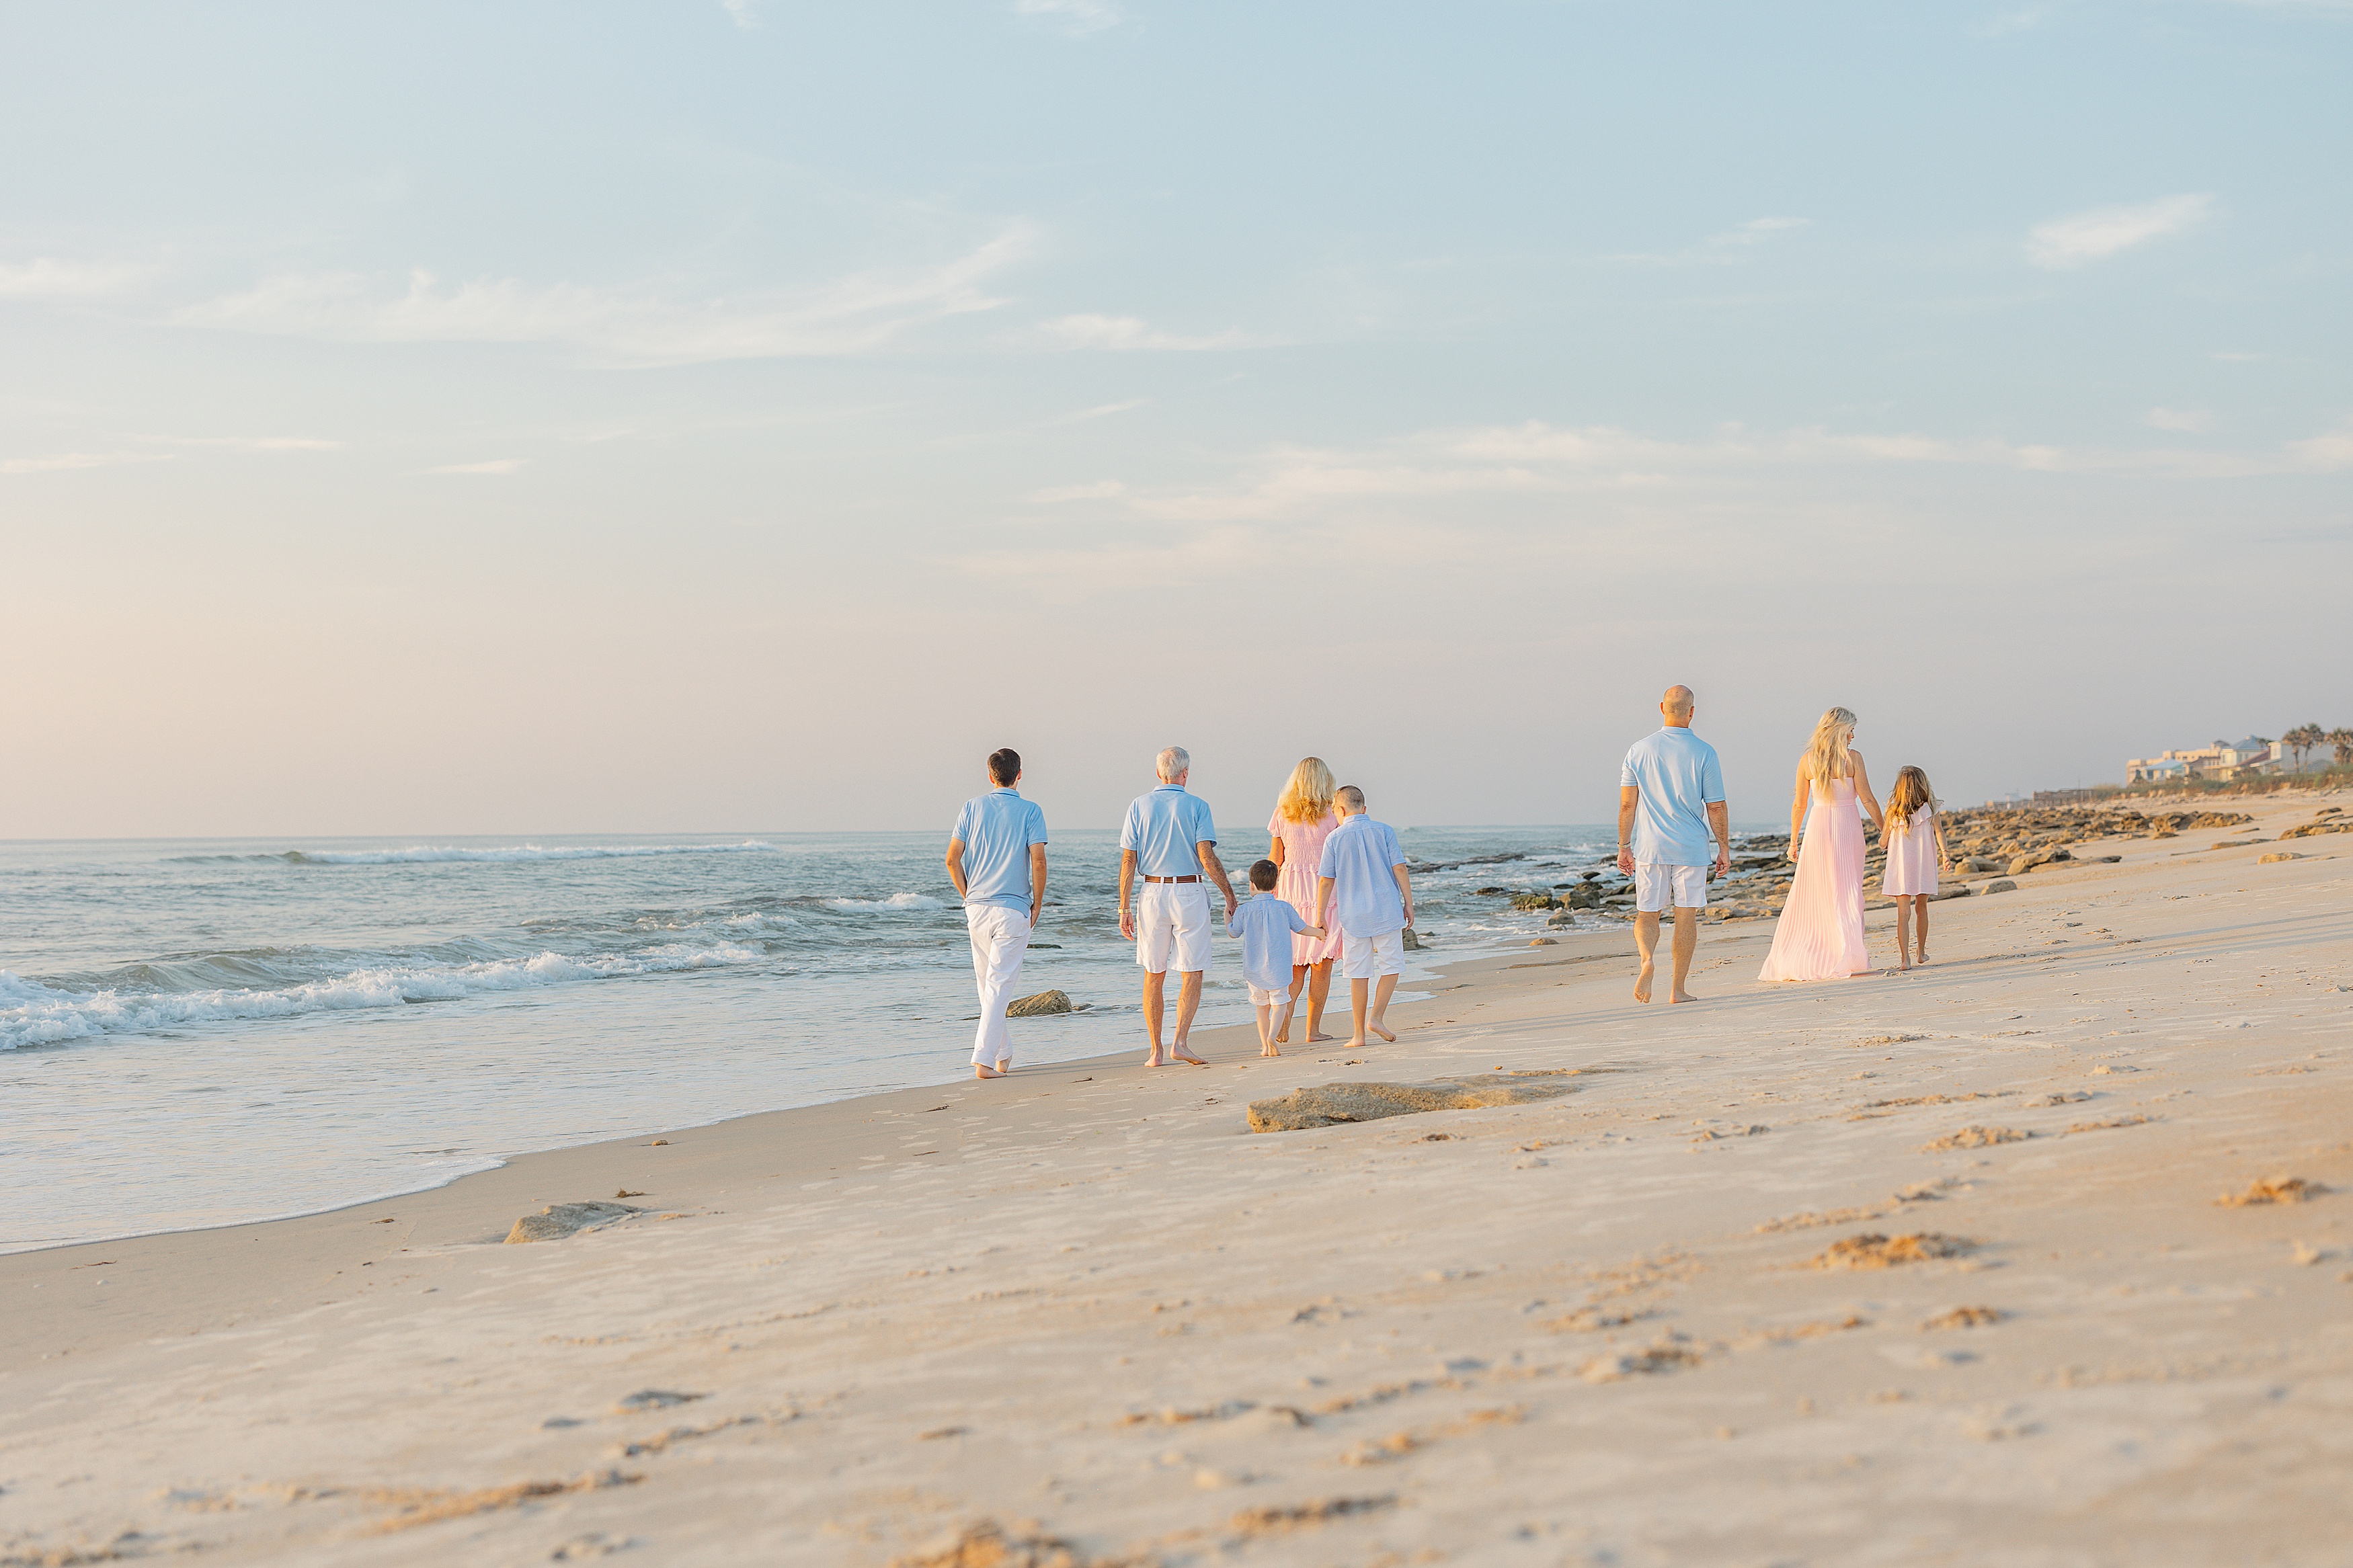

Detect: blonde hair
[1886, 766, 1937, 831]
[1802, 707, 1858, 788]
[1275, 757, 1337, 823]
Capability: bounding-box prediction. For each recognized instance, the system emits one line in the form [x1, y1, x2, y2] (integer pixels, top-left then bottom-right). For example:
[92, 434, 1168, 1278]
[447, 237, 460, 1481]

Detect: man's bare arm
[1617, 785, 1640, 874]
[1706, 800, 1730, 877]
[1118, 849, 1138, 940]
[1028, 843, 1047, 925]
[945, 840, 969, 900]
[1393, 863, 1414, 927]
[1199, 842, 1238, 917]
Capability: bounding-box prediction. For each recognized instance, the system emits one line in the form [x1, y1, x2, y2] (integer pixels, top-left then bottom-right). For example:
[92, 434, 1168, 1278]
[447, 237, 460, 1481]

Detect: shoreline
[4, 790, 2348, 1564]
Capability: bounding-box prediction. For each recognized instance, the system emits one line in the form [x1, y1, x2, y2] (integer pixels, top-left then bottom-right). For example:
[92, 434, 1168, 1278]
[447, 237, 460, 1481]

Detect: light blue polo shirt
[1619, 727, 1725, 868]
[951, 788, 1048, 912]
[1120, 784, 1217, 877]
[1317, 815, 1407, 938]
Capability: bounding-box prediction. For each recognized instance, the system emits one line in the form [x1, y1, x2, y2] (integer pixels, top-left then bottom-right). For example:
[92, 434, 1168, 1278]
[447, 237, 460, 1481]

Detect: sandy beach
[5, 792, 2350, 1567]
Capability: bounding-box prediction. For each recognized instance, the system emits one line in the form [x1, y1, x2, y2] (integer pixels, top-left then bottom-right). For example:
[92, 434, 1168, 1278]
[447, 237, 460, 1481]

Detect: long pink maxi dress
[1880, 807, 1939, 898]
[1268, 809, 1346, 966]
[1759, 777, 1870, 982]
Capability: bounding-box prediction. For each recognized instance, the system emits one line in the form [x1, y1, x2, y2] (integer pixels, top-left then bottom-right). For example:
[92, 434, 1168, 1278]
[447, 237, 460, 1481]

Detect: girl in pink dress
[1879, 765, 1951, 971]
[1267, 756, 1346, 1044]
[1759, 707, 1886, 983]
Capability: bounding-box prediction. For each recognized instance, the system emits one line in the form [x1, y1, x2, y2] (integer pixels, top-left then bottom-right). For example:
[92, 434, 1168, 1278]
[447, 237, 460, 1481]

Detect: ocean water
[0, 827, 1616, 1253]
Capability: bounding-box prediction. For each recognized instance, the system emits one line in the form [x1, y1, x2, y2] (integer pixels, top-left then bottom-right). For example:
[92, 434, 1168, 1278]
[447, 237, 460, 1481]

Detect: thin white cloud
[1971, 9, 2044, 37]
[1609, 217, 1808, 267]
[0, 257, 149, 298]
[1051, 398, 1148, 423]
[2026, 194, 2213, 269]
[1027, 480, 1125, 502]
[428, 458, 528, 475]
[2146, 408, 2211, 433]
[147, 435, 345, 451]
[718, 0, 757, 29]
[1708, 217, 1808, 249]
[1037, 314, 1256, 352]
[1016, 0, 1121, 35]
[0, 451, 163, 476]
[176, 231, 1033, 366]
[2286, 421, 2353, 472]
[1069, 414, 2339, 523]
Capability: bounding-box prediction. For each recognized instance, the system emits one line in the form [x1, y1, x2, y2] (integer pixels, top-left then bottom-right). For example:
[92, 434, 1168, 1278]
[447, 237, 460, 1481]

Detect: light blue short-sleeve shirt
[951, 788, 1049, 912]
[1228, 895, 1308, 992]
[1120, 785, 1217, 877]
[1317, 815, 1408, 937]
[1618, 727, 1726, 868]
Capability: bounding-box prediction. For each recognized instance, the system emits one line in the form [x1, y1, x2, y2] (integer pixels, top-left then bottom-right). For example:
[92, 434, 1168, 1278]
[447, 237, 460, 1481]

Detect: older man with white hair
[1118, 745, 1238, 1067]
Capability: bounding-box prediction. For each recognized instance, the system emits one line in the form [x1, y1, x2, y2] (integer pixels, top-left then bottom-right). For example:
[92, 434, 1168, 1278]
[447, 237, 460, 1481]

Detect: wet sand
[4, 792, 2350, 1565]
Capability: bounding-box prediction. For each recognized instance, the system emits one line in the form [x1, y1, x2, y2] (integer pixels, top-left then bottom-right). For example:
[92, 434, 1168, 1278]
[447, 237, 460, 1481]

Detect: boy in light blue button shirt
[1228, 859, 1324, 1057]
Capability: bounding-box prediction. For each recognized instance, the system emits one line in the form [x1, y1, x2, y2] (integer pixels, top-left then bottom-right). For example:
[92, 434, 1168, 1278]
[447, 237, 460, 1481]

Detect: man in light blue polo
[947, 747, 1049, 1079]
[1314, 784, 1413, 1048]
[1117, 745, 1239, 1067]
[1616, 684, 1730, 1005]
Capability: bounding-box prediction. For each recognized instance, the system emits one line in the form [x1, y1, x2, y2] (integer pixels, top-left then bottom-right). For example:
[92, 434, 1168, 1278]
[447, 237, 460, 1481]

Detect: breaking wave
[169, 841, 777, 866]
[0, 942, 764, 1051]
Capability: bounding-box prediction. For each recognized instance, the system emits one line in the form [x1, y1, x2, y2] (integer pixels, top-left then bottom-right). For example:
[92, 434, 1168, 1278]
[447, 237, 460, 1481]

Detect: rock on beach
[1246, 1075, 1578, 1132]
[1005, 989, 1073, 1018]
[504, 1202, 641, 1244]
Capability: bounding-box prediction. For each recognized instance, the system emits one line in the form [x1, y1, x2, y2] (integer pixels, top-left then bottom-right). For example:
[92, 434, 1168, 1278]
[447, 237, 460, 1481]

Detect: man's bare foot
[1368, 1021, 1396, 1043]
[1669, 989, 1699, 1004]
[1172, 1042, 1207, 1065]
[1634, 965, 1654, 1003]
[997, 1057, 1012, 1073]
[1308, 1030, 1337, 1043]
[973, 1063, 1004, 1079]
[1345, 1037, 1369, 1050]
[1144, 1050, 1166, 1067]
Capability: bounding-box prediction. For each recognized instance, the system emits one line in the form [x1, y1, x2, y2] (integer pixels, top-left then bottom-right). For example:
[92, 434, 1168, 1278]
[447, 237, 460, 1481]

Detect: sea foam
[0, 942, 764, 1050]
[169, 841, 777, 866]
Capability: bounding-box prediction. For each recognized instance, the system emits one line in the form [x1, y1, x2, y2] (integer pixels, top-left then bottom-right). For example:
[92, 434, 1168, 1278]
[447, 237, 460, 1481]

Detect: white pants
[1341, 928, 1404, 980]
[1135, 880, 1212, 975]
[967, 903, 1031, 1065]
[1634, 862, 1708, 913]
[1248, 981, 1293, 1008]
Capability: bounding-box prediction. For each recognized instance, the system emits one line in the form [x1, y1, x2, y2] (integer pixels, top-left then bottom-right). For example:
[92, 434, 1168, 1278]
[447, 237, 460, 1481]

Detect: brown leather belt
[1143, 874, 1200, 883]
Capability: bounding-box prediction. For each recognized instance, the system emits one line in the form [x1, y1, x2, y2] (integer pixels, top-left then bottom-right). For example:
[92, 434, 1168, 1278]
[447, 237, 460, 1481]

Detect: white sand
[4, 794, 2351, 1565]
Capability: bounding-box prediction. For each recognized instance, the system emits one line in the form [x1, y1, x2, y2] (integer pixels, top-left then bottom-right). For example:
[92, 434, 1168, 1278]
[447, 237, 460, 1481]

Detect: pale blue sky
[4, 1, 2347, 837]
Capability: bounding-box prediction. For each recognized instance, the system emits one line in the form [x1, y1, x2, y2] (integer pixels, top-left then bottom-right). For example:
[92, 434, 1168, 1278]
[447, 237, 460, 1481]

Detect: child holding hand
[1229, 859, 1324, 1056]
[1880, 765, 1952, 971]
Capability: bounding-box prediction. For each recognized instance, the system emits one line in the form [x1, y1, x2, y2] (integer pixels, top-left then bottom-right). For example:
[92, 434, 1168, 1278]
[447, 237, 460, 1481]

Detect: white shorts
[1634, 862, 1708, 913]
[1248, 981, 1293, 1007]
[1341, 928, 1404, 980]
[1135, 880, 1212, 974]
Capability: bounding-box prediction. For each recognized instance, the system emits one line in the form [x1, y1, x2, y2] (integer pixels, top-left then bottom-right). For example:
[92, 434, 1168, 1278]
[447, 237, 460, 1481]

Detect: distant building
[2126, 736, 2279, 783]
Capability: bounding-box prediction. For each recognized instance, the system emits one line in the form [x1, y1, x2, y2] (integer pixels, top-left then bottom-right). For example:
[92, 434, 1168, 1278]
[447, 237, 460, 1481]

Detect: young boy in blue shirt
[1228, 859, 1324, 1057]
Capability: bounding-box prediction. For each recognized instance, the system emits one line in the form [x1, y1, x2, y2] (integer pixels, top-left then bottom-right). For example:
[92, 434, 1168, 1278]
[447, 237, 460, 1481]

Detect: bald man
[1618, 685, 1730, 1003]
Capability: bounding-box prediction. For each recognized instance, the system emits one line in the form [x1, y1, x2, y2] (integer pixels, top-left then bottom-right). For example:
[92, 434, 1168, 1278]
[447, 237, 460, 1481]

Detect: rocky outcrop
[1246, 1073, 1580, 1132]
[504, 1202, 641, 1244]
[1005, 989, 1073, 1017]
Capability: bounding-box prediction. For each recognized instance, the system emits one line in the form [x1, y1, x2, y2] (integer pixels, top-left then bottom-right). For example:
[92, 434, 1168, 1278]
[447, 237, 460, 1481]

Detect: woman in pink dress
[1267, 756, 1346, 1044]
[1759, 707, 1885, 983]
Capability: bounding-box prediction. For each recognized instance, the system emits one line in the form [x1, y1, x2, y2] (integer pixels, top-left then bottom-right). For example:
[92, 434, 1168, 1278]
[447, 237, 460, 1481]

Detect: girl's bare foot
[1273, 1028, 1289, 1045]
[1308, 1031, 1338, 1043]
[1345, 1037, 1369, 1050]
[1917, 950, 1931, 964]
[1261, 1044, 1281, 1057]
[1369, 1022, 1396, 1043]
